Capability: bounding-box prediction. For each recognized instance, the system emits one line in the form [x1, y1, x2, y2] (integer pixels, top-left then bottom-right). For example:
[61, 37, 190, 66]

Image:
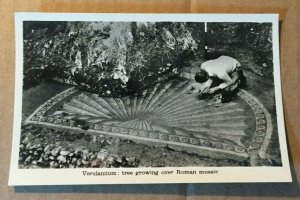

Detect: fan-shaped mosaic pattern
[25, 80, 272, 160]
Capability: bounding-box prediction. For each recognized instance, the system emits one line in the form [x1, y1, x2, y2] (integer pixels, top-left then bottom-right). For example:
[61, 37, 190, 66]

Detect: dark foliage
[23, 21, 203, 95]
[206, 22, 273, 78]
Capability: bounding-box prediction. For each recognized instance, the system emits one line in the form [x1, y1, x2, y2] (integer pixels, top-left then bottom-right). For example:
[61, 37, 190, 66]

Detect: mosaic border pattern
[237, 89, 273, 159]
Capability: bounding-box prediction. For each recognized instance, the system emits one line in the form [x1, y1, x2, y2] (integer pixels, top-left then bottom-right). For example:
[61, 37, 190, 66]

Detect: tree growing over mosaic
[23, 21, 203, 95]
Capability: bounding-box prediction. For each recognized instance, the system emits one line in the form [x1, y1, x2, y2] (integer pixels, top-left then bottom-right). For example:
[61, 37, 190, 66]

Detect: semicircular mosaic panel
[25, 80, 272, 160]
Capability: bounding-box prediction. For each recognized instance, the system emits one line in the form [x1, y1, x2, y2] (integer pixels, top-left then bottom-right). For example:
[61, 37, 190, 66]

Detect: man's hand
[208, 87, 220, 94]
[199, 85, 210, 95]
[188, 83, 200, 94]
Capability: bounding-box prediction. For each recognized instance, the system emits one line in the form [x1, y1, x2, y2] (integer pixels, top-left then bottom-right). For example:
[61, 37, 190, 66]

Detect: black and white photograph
[9, 13, 291, 185]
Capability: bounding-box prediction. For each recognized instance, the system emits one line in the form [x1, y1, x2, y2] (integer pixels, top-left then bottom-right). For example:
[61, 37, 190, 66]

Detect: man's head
[194, 69, 208, 83]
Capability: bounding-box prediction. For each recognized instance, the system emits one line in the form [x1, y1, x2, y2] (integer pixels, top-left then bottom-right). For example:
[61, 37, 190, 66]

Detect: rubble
[18, 125, 140, 168]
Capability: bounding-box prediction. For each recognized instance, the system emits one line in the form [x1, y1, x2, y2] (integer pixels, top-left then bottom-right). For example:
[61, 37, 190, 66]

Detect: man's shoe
[199, 93, 212, 100]
[221, 90, 232, 103]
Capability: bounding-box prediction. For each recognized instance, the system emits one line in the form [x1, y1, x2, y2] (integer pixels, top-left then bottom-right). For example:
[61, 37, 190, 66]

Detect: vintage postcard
[9, 13, 291, 185]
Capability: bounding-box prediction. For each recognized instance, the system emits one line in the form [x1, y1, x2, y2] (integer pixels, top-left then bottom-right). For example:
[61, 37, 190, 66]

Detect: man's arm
[200, 78, 213, 94]
[208, 73, 239, 94]
[188, 82, 200, 94]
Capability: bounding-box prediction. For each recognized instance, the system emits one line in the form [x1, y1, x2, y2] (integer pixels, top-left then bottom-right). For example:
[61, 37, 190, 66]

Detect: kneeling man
[193, 55, 246, 103]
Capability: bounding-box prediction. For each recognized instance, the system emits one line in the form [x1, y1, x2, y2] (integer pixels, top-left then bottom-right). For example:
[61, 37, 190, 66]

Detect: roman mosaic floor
[25, 80, 272, 161]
